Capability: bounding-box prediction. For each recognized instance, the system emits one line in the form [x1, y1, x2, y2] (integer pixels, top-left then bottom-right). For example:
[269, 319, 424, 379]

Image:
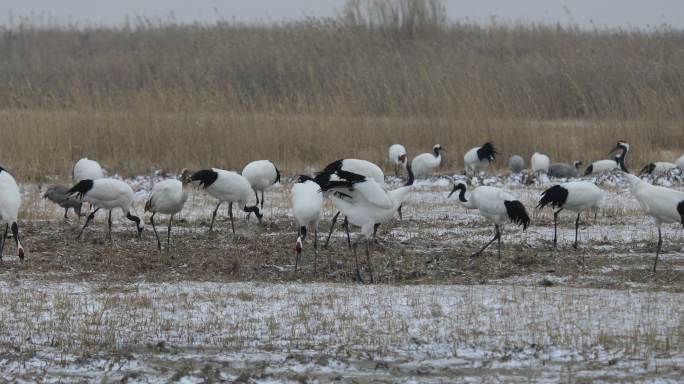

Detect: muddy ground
[3, 210, 684, 291]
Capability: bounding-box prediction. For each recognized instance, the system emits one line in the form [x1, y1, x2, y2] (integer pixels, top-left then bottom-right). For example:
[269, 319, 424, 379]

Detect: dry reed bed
[1, 110, 682, 181]
[1, 5, 684, 180]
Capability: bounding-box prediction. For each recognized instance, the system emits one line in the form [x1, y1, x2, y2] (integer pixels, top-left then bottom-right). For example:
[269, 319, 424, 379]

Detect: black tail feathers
[677, 201, 684, 227]
[477, 142, 497, 161]
[504, 200, 530, 230]
[67, 179, 94, 199]
[537, 185, 568, 210]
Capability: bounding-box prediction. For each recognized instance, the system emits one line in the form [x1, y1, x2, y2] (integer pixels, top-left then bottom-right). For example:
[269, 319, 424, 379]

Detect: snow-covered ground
[5, 172, 683, 382]
[0, 281, 682, 382]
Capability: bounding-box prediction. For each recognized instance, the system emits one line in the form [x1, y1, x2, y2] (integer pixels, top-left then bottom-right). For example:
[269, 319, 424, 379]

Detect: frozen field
[1, 282, 682, 382]
[1, 172, 683, 382]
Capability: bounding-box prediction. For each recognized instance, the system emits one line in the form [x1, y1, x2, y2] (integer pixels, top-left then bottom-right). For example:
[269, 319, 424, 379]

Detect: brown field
[1, 0, 684, 180]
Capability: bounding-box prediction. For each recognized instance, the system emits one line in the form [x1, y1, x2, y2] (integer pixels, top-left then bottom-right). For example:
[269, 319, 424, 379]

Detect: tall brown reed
[0, 0, 683, 180]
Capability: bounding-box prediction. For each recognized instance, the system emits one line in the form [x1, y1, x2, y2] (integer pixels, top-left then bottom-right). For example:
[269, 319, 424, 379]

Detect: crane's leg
[473, 225, 500, 257]
[496, 225, 502, 258]
[313, 228, 319, 274]
[394, 164, 399, 177]
[295, 227, 301, 273]
[228, 202, 235, 235]
[151, 212, 161, 250]
[63, 207, 69, 219]
[366, 238, 374, 283]
[246, 189, 259, 222]
[167, 215, 173, 249]
[398, 204, 403, 221]
[261, 190, 265, 210]
[11, 222, 22, 260]
[209, 201, 222, 232]
[352, 238, 363, 283]
[573, 213, 580, 249]
[324, 211, 340, 248]
[0, 223, 8, 258]
[107, 210, 113, 240]
[553, 208, 563, 248]
[77, 208, 100, 240]
[343, 216, 352, 250]
[654, 225, 662, 273]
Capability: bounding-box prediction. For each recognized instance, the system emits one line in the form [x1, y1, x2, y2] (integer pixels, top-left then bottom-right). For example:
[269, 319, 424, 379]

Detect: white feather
[411, 145, 442, 178]
[81, 178, 137, 213]
[463, 147, 490, 173]
[624, 174, 684, 225]
[676, 155, 684, 169]
[73, 158, 104, 182]
[203, 169, 253, 205]
[388, 144, 407, 166]
[0, 170, 21, 224]
[557, 181, 604, 212]
[242, 160, 279, 190]
[292, 180, 323, 229]
[147, 179, 188, 215]
[531, 152, 550, 175]
[339, 159, 384, 184]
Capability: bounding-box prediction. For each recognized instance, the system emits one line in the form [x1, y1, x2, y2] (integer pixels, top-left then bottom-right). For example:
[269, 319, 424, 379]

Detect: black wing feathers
[537, 185, 569, 209]
[67, 179, 94, 199]
[191, 169, 219, 189]
[504, 200, 530, 230]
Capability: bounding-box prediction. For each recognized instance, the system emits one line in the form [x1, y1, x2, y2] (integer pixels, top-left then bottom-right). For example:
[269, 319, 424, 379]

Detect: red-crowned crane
[623, 173, 684, 272]
[464, 142, 496, 175]
[412, 144, 444, 178]
[145, 170, 190, 250]
[0, 167, 25, 260]
[318, 163, 415, 283]
[184, 168, 262, 235]
[292, 175, 324, 271]
[242, 160, 280, 214]
[388, 144, 408, 177]
[320, 159, 386, 249]
[639, 162, 677, 177]
[537, 181, 604, 249]
[448, 183, 530, 257]
[67, 178, 144, 241]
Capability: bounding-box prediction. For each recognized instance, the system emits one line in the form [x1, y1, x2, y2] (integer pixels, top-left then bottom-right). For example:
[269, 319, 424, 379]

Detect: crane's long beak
[447, 184, 458, 198]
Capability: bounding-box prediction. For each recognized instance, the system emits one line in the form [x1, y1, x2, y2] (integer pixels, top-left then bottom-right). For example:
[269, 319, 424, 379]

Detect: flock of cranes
[0, 140, 683, 280]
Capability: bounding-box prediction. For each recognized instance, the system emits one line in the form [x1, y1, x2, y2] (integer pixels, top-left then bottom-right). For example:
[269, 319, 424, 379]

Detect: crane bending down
[318, 164, 415, 283]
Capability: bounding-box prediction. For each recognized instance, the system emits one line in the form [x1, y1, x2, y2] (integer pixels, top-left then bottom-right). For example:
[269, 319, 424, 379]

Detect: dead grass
[1, 0, 683, 180]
